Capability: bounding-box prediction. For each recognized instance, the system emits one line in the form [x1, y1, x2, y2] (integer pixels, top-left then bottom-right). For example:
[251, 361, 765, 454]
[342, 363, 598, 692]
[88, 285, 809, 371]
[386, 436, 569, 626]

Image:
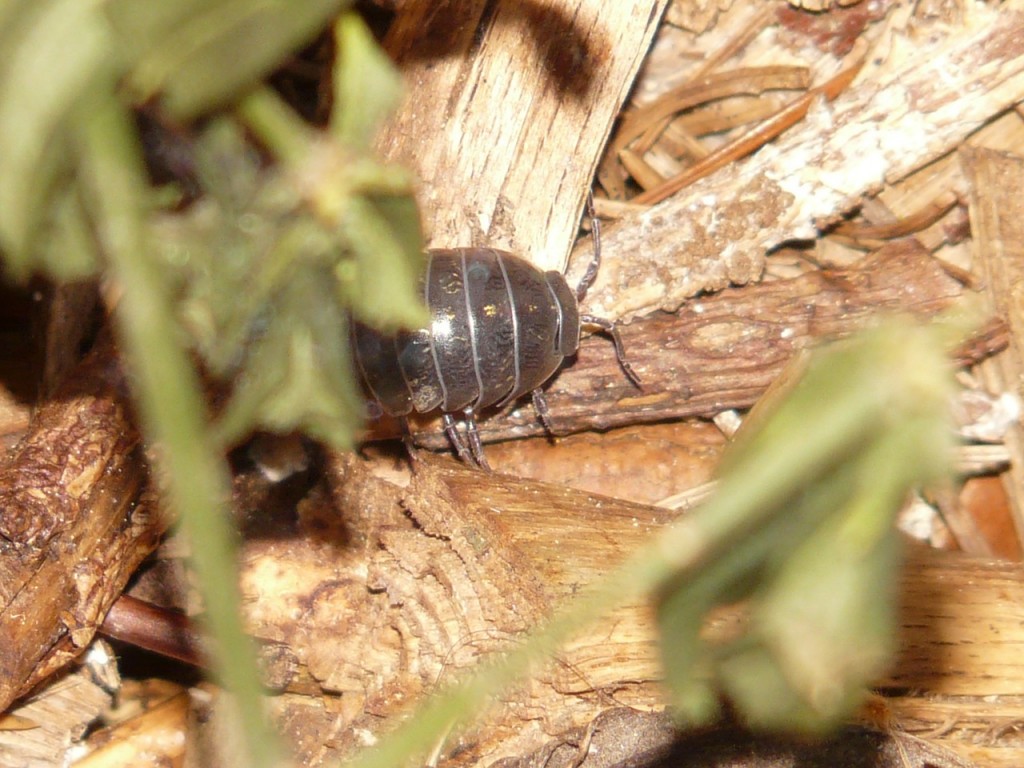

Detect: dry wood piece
[887, 552, 1024, 697]
[484, 420, 726, 504]
[73, 687, 190, 768]
[230, 453, 1023, 767]
[496, 710, 975, 768]
[961, 146, 1024, 550]
[885, 694, 1024, 768]
[0, 645, 118, 768]
[242, 453, 673, 766]
[0, 386, 28, 450]
[0, 341, 164, 712]
[567, 8, 1024, 321]
[405, 240, 979, 448]
[375, 0, 669, 272]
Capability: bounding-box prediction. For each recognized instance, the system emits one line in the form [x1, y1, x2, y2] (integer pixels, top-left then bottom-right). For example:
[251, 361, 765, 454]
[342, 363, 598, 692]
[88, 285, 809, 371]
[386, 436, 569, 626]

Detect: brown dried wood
[0, 340, 163, 711]
[0, 649, 118, 768]
[401, 240, 985, 449]
[566, 8, 1024, 322]
[233, 452, 1023, 768]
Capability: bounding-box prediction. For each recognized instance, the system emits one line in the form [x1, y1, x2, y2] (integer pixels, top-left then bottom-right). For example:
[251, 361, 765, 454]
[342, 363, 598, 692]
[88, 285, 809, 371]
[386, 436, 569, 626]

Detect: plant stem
[77, 89, 284, 768]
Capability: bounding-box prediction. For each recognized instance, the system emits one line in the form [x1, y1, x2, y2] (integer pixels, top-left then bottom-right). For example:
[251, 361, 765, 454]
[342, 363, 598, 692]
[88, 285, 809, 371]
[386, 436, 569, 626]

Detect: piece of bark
[961, 146, 1024, 550]
[242, 454, 673, 766]
[401, 240, 985, 448]
[375, 0, 669, 271]
[960, 476, 1022, 561]
[483, 420, 726, 505]
[885, 552, 1024, 697]
[566, 8, 1024, 321]
[234, 452, 1024, 767]
[0, 385, 29, 450]
[883, 693, 1024, 768]
[0, 340, 164, 712]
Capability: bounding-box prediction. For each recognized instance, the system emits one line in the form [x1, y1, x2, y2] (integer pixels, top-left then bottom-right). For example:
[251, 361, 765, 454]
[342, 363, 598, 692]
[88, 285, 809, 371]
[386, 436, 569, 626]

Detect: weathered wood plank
[376, 0, 669, 271]
[962, 146, 1024, 550]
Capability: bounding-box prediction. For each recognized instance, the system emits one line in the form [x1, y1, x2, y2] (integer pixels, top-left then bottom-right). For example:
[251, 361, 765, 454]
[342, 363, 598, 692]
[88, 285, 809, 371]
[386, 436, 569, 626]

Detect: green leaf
[331, 11, 402, 148]
[654, 317, 956, 732]
[344, 194, 427, 331]
[74, 84, 283, 768]
[0, 0, 113, 261]
[34, 182, 102, 279]
[715, 639, 842, 731]
[107, 0, 350, 119]
[214, 267, 364, 450]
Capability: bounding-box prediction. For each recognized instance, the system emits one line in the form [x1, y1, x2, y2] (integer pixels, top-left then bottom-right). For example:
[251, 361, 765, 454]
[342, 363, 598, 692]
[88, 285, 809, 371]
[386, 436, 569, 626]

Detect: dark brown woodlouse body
[352, 238, 637, 468]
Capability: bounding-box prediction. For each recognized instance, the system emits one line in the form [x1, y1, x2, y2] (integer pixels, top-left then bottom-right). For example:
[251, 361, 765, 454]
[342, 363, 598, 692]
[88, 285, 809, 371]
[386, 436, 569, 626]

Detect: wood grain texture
[566, 8, 1024, 322]
[376, 0, 669, 271]
[238, 452, 1024, 767]
[0, 654, 116, 768]
[962, 146, 1024, 550]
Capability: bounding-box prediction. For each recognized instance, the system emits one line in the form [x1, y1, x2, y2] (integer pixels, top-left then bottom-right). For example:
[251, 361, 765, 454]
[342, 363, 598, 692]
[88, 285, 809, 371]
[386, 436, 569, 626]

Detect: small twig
[100, 595, 203, 667]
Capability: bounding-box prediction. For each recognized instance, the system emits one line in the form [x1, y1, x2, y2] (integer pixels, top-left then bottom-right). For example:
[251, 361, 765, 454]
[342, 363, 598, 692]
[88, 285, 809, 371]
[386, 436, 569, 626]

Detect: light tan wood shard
[962, 146, 1024, 549]
[0, 648, 116, 768]
[567, 8, 1024, 322]
[375, 0, 670, 272]
[73, 690, 189, 768]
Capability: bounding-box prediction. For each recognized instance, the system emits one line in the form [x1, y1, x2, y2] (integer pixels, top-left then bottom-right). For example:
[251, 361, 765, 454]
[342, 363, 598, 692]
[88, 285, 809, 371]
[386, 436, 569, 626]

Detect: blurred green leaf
[655, 317, 955, 732]
[332, 11, 402, 148]
[344, 193, 427, 330]
[214, 266, 364, 449]
[732, 417, 938, 731]
[0, 0, 113, 265]
[236, 87, 427, 333]
[35, 183, 102, 279]
[107, 0, 349, 119]
[0, 2, 426, 764]
[153, 120, 285, 374]
[153, 116, 423, 445]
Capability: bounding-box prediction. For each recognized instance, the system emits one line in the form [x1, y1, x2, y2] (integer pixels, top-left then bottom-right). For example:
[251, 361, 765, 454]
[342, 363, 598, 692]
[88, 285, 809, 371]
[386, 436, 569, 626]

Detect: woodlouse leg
[531, 389, 555, 435]
[463, 407, 492, 471]
[442, 413, 474, 464]
[398, 416, 420, 467]
[579, 314, 642, 388]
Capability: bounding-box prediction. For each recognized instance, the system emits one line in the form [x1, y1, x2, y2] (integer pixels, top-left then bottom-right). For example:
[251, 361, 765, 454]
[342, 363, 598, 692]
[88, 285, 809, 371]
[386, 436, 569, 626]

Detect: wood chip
[962, 145, 1024, 550]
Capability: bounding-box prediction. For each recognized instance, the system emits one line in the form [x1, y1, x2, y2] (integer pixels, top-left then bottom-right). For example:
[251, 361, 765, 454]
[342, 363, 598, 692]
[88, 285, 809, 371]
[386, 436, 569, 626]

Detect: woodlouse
[352, 206, 639, 468]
